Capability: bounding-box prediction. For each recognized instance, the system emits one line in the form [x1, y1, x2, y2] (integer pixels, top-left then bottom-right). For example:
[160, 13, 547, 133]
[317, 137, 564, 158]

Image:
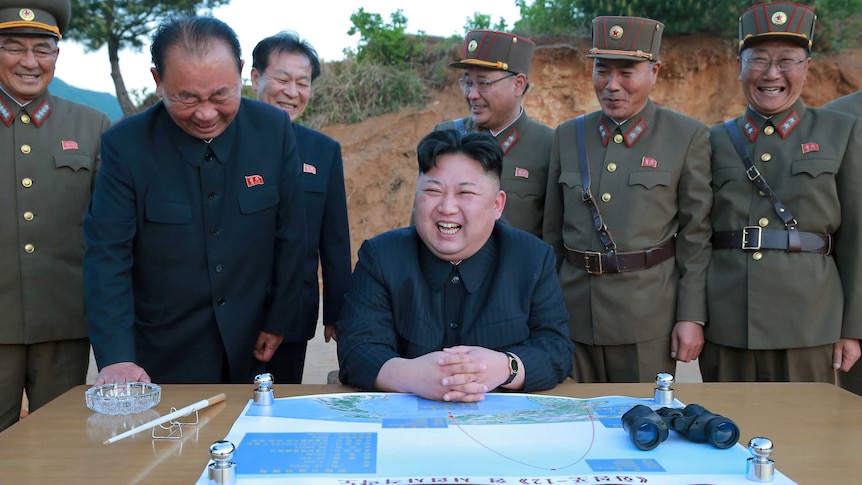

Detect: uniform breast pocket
[711, 167, 740, 189]
[629, 171, 671, 189]
[503, 176, 544, 199]
[238, 186, 280, 214]
[559, 171, 584, 189]
[792, 158, 840, 178]
[145, 200, 192, 224]
[54, 154, 94, 172]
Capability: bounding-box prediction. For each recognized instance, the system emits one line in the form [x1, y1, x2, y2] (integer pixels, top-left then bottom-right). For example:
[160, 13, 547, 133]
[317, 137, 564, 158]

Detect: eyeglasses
[741, 56, 806, 72]
[458, 73, 516, 94]
[0, 44, 58, 59]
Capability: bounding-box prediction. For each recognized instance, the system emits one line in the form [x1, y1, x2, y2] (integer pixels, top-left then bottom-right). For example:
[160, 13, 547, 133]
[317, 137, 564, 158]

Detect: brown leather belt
[712, 227, 832, 254]
[565, 238, 675, 275]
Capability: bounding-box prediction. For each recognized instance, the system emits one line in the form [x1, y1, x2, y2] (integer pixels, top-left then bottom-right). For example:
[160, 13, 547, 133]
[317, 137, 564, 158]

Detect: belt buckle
[584, 251, 603, 275]
[741, 226, 762, 250]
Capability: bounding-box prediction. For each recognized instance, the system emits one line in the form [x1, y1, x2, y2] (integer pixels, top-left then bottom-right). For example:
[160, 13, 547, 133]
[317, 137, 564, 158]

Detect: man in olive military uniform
[822, 90, 862, 395]
[0, 0, 111, 431]
[543, 17, 712, 383]
[704, 2, 862, 382]
[435, 30, 552, 238]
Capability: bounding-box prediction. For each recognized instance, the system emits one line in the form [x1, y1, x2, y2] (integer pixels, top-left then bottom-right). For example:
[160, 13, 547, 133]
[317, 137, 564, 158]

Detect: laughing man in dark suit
[337, 130, 573, 402]
[251, 31, 351, 383]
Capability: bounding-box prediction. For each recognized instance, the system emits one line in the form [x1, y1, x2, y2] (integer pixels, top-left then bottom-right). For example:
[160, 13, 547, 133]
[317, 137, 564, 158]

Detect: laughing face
[413, 153, 505, 262]
[739, 40, 810, 116]
[0, 34, 58, 103]
[592, 57, 660, 122]
[251, 50, 313, 122]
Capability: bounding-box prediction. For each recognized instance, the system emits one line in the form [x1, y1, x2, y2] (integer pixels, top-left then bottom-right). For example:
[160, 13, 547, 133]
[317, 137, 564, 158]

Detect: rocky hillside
[321, 34, 862, 261]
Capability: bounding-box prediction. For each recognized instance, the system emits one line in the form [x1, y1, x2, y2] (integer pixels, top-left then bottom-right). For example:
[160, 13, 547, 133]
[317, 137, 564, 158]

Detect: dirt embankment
[321, 34, 862, 262]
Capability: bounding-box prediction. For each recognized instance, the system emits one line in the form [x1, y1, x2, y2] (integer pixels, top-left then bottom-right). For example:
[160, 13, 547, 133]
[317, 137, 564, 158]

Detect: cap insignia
[771, 11, 787, 26]
[609, 25, 624, 40]
[468, 40, 478, 52]
[19, 8, 35, 22]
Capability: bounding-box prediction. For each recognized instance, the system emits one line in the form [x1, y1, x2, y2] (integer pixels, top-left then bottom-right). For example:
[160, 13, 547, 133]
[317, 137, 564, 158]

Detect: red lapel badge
[61, 140, 79, 150]
[245, 175, 264, 187]
[641, 157, 657, 168]
[303, 163, 317, 175]
[801, 142, 819, 154]
[514, 167, 529, 178]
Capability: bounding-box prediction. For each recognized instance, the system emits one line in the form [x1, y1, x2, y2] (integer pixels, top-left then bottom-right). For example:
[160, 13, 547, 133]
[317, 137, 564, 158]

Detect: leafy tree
[465, 12, 509, 32]
[347, 8, 423, 67]
[65, 0, 231, 117]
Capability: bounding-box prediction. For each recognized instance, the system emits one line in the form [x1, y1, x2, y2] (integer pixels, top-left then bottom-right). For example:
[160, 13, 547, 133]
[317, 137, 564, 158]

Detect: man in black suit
[251, 32, 351, 383]
[84, 17, 305, 384]
[337, 130, 573, 402]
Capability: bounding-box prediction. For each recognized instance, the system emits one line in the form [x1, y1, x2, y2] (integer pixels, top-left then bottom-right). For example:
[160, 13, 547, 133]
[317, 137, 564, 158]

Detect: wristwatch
[501, 351, 519, 386]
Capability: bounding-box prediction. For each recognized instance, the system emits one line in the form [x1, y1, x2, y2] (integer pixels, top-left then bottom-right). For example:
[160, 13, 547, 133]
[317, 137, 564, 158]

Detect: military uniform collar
[598, 99, 655, 147]
[419, 226, 497, 294]
[742, 99, 806, 141]
[164, 101, 237, 167]
[461, 107, 527, 155]
[0, 88, 53, 127]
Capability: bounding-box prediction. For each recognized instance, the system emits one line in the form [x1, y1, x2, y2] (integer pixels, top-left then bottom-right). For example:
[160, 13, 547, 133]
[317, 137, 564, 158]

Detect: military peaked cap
[0, 0, 70, 38]
[588, 16, 664, 62]
[739, 2, 816, 52]
[450, 30, 535, 76]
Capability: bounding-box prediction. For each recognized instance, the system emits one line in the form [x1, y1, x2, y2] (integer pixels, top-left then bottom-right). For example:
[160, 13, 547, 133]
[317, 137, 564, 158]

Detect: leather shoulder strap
[576, 115, 616, 251]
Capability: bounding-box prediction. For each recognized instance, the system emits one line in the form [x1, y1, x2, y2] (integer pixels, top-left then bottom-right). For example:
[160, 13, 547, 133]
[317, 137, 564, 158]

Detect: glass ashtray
[85, 382, 161, 415]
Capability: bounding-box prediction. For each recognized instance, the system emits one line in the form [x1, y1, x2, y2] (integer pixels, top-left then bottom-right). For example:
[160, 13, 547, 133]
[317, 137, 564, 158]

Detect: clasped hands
[375, 345, 518, 403]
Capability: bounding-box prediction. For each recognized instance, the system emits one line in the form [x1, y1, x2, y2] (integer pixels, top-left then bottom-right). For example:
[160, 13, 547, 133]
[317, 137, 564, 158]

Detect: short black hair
[252, 31, 321, 82]
[416, 130, 503, 182]
[151, 16, 242, 77]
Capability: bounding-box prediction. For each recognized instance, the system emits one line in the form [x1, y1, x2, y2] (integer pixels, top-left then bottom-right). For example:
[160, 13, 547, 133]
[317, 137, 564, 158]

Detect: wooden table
[1, 382, 859, 483]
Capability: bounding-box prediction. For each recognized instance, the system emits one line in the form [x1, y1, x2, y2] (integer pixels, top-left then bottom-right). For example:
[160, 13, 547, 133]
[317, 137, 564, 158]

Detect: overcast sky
[55, 0, 522, 96]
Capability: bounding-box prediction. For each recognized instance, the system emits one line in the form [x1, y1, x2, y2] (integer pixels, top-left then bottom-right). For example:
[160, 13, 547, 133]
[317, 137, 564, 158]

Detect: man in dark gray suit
[337, 130, 573, 402]
[251, 31, 351, 384]
[84, 16, 305, 385]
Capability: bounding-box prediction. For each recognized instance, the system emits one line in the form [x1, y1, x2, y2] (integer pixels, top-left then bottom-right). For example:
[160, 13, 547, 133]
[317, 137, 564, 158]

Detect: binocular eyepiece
[621, 403, 740, 451]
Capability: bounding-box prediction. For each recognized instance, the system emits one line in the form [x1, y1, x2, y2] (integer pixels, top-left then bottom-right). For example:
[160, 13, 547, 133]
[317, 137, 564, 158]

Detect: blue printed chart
[196, 393, 795, 484]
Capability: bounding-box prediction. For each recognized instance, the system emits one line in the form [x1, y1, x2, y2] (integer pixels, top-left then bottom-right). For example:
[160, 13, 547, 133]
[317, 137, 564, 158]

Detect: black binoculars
[621, 403, 740, 451]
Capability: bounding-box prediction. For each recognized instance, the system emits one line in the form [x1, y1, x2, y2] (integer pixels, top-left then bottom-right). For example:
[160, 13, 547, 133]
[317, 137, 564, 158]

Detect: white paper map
[197, 392, 795, 484]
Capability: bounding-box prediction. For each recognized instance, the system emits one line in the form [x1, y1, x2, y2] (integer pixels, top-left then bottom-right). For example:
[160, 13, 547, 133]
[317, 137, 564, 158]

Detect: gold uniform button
[761, 153, 772, 162]
[21, 178, 32, 188]
[752, 252, 763, 261]
[20, 114, 30, 124]
[21, 144, 31, 154]
[24, 244, 35, 254]
[607, 163, 617, 172]
[23, 211, 34, 221]
[758, 218, 769, 227]
[764, 125, 775, 135]
[601, 193, 612, 202]
[613, 134, 624, 144]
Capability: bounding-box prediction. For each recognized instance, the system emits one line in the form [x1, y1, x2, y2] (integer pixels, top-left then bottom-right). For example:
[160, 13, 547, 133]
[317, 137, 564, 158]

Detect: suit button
[20, 114, 30, 124]
[24, 243, 35, 253]
[764, 125, 775, 135]
[215, 264, 223, 273]
[758, 218, 769, 227]
[22, 178, 32, 188]
[449, 321, 458, 329]
[210, 226, 220, 236]
[21, 144, 31, 154]
[613, 134, 624, 144]
[23, 211, 34, 221]
[601, 193, 611, 202]
[607, 163, 617, 172]
[450, 275, 460, 284]
[208, 192, 217, 200]
[217, 298, 226, 305]
[761, 153, 772, 162]
[752, 252, 763, 261]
